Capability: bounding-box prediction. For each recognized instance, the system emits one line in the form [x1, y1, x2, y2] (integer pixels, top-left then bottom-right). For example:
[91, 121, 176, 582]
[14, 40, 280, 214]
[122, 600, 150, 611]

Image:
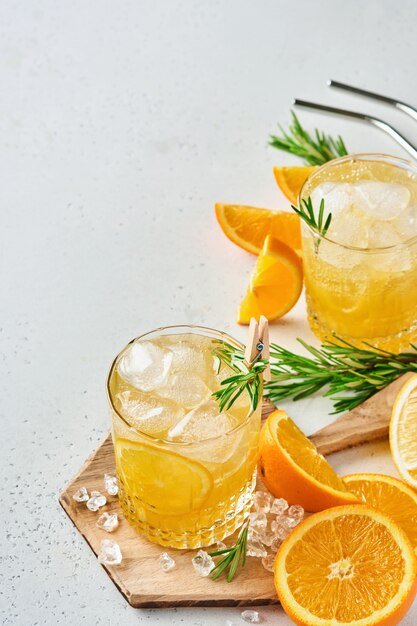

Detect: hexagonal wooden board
[59, 377, 410, 608]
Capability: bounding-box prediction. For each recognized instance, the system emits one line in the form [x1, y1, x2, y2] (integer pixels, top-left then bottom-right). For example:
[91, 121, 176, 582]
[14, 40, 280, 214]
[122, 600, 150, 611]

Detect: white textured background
[1, 1, 417, 624]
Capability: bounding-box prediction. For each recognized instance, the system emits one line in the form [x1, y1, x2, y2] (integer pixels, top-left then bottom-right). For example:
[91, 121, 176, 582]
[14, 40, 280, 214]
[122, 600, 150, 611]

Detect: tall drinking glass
[300, 154, 417, 352]
[107, 325, 261, 549]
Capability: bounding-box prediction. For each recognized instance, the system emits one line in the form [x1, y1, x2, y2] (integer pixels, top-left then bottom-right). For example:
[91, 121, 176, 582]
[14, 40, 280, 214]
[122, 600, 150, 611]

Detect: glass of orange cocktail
[300, 153, 417, 352]
[107, 325, 261, 549]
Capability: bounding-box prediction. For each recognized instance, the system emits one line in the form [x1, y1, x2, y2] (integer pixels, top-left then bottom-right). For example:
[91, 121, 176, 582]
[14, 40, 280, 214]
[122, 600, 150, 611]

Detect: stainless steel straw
[293, 98, 417, 161]
[327, 80, 417, 123]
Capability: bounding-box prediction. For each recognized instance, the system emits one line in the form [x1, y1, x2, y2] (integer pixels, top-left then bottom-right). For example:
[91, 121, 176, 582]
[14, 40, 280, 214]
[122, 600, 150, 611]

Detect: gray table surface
[2, 1, 417, 624]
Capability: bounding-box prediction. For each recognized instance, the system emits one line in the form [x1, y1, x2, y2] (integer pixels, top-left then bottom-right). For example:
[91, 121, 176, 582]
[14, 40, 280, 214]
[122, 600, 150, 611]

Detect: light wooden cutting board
[59, 373, 412, 608]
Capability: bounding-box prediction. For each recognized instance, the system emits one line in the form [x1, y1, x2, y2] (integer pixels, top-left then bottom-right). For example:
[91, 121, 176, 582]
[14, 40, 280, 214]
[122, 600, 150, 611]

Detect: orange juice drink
[107, 326, 261, 549]
[300, 154, 417, 352]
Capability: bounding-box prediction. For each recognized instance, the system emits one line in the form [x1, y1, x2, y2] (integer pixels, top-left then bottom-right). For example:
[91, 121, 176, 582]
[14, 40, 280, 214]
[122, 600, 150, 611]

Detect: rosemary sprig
[269, 111, 348, 165]
[265, 338, 417, 414]
[212, 345, 267, 414]
[208, 523, 248, 582]
[291, 196, 332, 240]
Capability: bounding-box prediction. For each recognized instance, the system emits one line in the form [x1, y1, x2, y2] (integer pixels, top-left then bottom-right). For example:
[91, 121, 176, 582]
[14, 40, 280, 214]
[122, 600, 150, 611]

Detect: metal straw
[293, 98, 417, 161]
[327, 80, 417, 123]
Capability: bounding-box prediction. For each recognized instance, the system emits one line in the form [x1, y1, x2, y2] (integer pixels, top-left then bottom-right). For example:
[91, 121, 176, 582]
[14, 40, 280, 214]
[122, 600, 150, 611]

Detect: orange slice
[344, 473, 417, 553]
[215, 203, 301, 256]
[258, 410, 358, 511]
[390, 374, 417, 490]
[237, 236, 303, 324]
[274, 505, 417, 626]
[114, 438, 213, 515]
[273, 166, 317, 205]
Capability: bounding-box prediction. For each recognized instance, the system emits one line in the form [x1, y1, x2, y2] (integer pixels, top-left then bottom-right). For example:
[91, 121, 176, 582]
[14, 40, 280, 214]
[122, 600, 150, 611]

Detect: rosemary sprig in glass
[269, 111, 348, 165]
[265, 339, 417, 414]
[208, 523, 249, 582]
[212, 345, 267, 414]
[291, 196, 332, 240]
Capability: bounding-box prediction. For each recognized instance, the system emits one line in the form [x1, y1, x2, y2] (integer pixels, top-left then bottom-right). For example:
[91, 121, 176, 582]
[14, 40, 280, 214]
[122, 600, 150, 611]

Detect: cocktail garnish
[208, 523, 249, 583]
[269, 111, 348, 165]
[266, 338, 417, 413]
[291, 195, 332, 241]
[213, 317, 269, 413]
[212, 345, 268, 413]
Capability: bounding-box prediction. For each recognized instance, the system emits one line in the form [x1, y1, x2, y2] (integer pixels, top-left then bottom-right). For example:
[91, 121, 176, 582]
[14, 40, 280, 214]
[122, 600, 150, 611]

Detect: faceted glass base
[307, 307, 417, 353]
[118, 473, 256, 549]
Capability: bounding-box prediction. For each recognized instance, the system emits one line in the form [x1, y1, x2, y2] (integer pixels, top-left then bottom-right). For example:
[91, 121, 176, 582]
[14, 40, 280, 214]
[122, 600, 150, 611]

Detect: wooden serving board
[59, 373, 412, 608]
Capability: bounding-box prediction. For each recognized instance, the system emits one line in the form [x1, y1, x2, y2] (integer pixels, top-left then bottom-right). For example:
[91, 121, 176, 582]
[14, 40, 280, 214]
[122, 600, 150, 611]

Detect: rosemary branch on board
[269, 111, 348, 165]
[265, 339, 417, 414]
[212, 345, 268, 414]
[208, 523, 249, 582]
[291, 196, 332, 240]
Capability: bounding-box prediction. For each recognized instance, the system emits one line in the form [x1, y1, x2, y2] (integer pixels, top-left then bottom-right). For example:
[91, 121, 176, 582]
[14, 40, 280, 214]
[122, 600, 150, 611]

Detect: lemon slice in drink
[115, 438, 213, 515]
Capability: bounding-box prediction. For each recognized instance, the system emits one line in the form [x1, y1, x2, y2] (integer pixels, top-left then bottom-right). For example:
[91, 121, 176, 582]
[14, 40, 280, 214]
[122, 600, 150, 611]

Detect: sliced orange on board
[258, 410, 359, 511]
[390, 374, 417, 490]
[274, 505, 417, 626]
[273, 165, 317, 205]
[215, 203, 301, 256]
[237, 236, 303, 324]
[344, 472, 417, 553]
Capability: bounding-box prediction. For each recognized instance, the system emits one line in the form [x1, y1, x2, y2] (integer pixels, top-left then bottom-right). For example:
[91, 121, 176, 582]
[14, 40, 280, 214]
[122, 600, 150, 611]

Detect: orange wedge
[215, 203, 301, 256]
[390, 374, 417, 490]
[344, 473, 417, 553]
[273, 165, 317, 205]
[237, 236, 303, 324]
[258, 410, 359, 511]
[274, 505, 417, 626]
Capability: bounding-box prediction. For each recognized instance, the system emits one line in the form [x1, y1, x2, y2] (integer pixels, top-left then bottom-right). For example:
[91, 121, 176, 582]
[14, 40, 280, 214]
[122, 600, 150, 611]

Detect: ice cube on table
[192, 550, 214, 577]
[353, 181, 410, 220]
[270, 536, 283, 553]
[241, 610, 261, 624]
[104, 474, 118, 496]
[87, 491, 107, 512]
[96, 512, 119, 533]
[311, 182, 353, 217]
[168, 399, 234, 442]
[261, 552, 276, 572]
[117, 340, 173, 392]
[246, 531, 267, 558]
[253, 491, 274, 514]
[159, 552, 176, 572]
[158, 373, 210, 409]
[257, 530, 274, 547]
[249, 512, 267, 530]
[73, 486, 89, 502]
[98, 539, 122, 566]
[270, 497, 288, 515]
[287, 504, 304, 527]
[115, 390, 184, 435]
[271, 515, 291, 539]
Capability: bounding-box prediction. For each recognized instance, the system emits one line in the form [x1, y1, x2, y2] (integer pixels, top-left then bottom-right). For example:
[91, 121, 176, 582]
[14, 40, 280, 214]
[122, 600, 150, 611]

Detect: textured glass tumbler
[300, 154, 417, 352]
[107, 325, 261, 549]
